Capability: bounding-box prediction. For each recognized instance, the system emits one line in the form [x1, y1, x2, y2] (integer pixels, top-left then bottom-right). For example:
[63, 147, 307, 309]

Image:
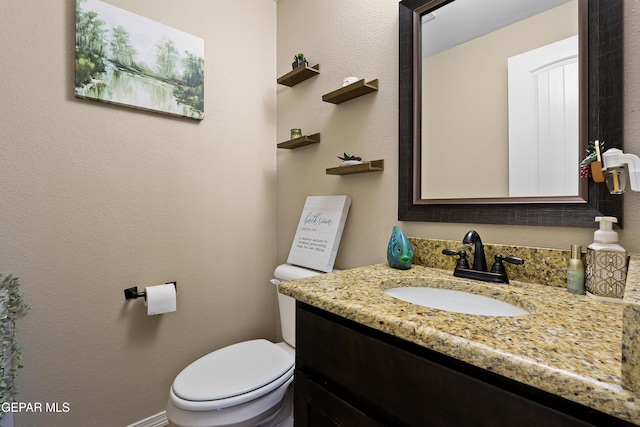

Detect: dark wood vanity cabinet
[294, 302, 634, 427]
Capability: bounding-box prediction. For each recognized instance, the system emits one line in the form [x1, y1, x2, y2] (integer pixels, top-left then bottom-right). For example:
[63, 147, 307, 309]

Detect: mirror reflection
[421, 0, 579, 200]
[398, 0, 623, 227]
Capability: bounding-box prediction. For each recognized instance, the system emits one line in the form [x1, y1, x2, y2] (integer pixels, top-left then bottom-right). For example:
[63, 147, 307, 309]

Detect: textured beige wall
[277, 0, 640, 274]
[1, 0, 276, 425]
[276, 0, 399, 270]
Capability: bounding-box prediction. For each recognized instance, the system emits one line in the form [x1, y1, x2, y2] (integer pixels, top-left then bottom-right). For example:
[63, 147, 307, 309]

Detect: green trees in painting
[156, 38, 179, 79]
[109, 26, 136, 67]
[76, 9, 106, 55]
[176, 52, 205, 112]
[75, 4, 107, 88]
[75, 0, 204, 118]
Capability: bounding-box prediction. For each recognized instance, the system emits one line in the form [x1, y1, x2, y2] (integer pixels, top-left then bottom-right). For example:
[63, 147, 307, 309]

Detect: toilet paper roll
[144, 283, 176, 315]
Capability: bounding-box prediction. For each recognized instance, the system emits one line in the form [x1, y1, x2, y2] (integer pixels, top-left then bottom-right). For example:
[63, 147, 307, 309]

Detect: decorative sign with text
[287, 195, 352, 272]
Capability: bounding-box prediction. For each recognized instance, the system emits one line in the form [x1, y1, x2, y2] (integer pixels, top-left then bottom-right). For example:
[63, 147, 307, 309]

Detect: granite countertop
[278, 262, 640, 425]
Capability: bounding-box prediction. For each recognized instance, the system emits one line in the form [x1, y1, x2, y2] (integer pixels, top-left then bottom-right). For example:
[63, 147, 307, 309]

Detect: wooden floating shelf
[322, 79, 379, 104]
[277, 133, 321, 149]
[277, 64, 320, 87]
[326, 159, 384, 175]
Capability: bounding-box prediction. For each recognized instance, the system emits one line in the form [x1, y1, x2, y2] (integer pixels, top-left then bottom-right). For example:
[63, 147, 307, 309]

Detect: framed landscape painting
[75, 0, 204, 120]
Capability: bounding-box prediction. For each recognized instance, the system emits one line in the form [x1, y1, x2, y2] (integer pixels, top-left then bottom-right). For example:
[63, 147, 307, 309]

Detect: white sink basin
[384, 287, 529, 317]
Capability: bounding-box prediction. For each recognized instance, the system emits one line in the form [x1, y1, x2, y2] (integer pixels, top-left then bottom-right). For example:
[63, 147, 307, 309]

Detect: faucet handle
[488, 254, 524, 284]
[442, 249, 470, 269]
[503, 255, 524, 266]
[490, 254, 524, 274]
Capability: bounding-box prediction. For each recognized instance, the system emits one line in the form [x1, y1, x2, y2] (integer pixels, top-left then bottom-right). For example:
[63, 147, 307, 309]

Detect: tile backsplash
[408, 237, 572, 288]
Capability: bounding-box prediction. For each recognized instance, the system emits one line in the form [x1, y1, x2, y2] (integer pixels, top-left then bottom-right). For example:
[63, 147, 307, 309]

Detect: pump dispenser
[585, 216, 627, 301]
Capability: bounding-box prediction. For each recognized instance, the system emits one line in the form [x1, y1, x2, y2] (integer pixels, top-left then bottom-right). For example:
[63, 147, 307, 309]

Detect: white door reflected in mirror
[508, 35, 579, 197]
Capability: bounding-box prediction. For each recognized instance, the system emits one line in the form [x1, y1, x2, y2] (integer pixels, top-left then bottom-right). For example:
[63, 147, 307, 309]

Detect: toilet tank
[272, 264, 328, 348]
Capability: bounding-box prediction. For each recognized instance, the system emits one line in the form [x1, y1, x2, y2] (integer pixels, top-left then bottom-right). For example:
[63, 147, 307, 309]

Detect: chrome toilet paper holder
[124, 282, 177, 301]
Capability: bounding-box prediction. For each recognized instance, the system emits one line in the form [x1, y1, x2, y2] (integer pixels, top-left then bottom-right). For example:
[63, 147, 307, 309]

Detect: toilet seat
[170, 339, 294, 411]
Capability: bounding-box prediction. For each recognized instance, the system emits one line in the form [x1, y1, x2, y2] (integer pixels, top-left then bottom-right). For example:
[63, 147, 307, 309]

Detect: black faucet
[463, 230, 487, 272]
[442, 230, 524, 284]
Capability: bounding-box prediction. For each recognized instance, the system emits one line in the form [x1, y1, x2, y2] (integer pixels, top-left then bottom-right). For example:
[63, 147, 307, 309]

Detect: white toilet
[166, 264, 324, 427]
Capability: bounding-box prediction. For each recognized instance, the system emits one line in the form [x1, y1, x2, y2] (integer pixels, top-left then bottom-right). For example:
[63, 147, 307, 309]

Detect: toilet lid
[172, 339, 294, 402]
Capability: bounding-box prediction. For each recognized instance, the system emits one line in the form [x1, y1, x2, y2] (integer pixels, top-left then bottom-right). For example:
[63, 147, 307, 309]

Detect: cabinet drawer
[295, 370, 384, 427]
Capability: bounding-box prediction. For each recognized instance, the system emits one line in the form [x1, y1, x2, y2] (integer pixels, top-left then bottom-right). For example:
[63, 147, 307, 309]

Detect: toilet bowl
[166, 264, 325, 427]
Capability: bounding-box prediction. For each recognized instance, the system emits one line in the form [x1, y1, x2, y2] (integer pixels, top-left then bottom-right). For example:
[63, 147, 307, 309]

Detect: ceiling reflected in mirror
[421, 0, 573, 57]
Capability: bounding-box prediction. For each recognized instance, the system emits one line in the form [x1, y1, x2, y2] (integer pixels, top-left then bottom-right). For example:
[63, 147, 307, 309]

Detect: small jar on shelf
[290, 128, 302, 139]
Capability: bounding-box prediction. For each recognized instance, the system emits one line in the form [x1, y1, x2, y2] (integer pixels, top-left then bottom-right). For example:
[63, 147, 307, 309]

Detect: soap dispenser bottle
[585, 216, 627, 301]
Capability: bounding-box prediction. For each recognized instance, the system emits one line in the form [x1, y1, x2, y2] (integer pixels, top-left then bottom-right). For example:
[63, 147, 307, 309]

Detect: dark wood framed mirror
[398, 0, 622, 227]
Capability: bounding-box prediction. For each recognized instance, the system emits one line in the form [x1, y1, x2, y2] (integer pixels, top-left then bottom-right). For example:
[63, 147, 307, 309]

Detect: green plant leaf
[0, 272, 28, 403]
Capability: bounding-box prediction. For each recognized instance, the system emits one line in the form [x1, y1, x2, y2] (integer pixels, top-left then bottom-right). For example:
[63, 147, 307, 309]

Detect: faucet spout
[463, 230, 487, 272]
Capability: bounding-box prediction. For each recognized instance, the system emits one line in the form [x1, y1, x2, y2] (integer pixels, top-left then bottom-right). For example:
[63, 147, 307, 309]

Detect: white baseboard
[125, 410, 168, 427]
